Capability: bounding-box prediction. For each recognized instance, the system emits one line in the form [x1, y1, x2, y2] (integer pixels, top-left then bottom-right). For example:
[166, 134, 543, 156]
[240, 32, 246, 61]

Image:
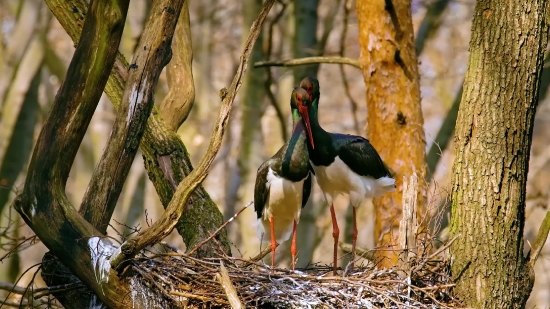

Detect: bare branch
[263, 1, 290, 142]
[529, 210, 550, 268]
[110, 0, 276, 271]
[338, 0, 361, 135]
[255, 56, 361, 69]
[159, 0, 195, 131]
[79, 0, 185, 234]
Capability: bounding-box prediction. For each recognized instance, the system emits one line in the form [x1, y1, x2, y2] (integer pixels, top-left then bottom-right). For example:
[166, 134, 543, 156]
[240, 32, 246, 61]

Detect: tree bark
[356, 0, 426, 267]
[449, 0, 549, 308]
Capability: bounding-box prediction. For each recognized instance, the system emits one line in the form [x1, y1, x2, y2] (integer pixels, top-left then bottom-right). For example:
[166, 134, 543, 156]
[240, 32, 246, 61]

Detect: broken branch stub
[398, 172, 419, 270]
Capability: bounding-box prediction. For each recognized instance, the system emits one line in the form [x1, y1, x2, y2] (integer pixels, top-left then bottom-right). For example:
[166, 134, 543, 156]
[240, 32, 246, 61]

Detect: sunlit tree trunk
[449, 0, 549, 307]
[356, 0, 426, 267]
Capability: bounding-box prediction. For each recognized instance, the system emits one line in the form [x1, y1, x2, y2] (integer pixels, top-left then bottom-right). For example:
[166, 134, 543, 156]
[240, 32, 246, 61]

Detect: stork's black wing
[332, 133, 392, 179]
[254, 161, 271, 219]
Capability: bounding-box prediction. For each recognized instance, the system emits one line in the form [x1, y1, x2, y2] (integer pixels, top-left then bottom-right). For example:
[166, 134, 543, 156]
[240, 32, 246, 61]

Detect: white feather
[257, 168, 307, 244]
[312, 156, 395, 206]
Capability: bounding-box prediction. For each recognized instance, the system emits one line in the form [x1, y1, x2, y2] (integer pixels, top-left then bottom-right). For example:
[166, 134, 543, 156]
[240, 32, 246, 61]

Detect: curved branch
[254, 56, 361, 69]
[80, 0, 185, 234]
[110, 0, 276, 271]
[159, 0, 195, 131]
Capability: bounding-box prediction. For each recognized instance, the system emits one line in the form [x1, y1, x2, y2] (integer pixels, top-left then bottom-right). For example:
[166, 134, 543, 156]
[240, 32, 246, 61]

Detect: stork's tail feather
[368, 176, 396, 198]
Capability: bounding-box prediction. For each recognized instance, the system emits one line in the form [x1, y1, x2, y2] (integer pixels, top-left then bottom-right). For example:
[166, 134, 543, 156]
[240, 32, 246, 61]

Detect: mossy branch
[110, 0, 276, 271]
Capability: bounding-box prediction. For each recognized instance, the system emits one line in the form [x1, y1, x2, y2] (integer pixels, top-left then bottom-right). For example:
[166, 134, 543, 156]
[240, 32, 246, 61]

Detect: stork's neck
[307, 98, 337, 164]
[277, 111, 310, 181]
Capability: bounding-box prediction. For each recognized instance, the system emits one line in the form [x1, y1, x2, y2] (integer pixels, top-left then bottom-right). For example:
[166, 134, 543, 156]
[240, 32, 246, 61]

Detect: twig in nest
[340, 242, 375, 262]
[170, 290, 229, 305]
[240, 243, 280, 268]
[188, 202, 252, 255]
[215, 261, 244, 309]
[412, 234, 459, 273]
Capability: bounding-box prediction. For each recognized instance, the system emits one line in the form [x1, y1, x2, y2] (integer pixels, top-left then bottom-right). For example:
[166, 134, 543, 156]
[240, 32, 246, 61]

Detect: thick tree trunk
[449, 0, 549, 307]
[356, 0, 426, 267]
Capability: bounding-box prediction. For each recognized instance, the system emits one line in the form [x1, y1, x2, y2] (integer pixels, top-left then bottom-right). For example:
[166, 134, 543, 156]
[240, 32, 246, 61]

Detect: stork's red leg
[291, 220, 297, 271]
[269, 217, 276, 271]
[351, 206, 358, 272]
[330, 204, 339, 275]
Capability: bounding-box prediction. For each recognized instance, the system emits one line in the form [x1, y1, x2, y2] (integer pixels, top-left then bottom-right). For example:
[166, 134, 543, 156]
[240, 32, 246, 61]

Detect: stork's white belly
[257, 168, 307, 243]
[312, 156, 395, 206]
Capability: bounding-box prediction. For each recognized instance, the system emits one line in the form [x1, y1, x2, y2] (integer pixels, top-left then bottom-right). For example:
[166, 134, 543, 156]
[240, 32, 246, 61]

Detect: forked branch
[80, 0, 186, 234]
[110, 0, 276, 270]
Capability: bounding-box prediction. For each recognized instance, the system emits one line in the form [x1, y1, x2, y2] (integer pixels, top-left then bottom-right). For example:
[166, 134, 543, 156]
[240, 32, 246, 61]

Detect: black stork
[299, 76, 396, 275]
[254, 87, 314, 271]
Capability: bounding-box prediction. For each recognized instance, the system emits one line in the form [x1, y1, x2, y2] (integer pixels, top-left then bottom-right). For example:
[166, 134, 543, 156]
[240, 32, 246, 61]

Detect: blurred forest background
[0, 0, 549, 307]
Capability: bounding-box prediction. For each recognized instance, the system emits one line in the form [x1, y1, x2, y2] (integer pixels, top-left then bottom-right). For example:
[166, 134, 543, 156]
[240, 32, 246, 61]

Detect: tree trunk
[449, 0, 549, 307]
[356, 0, 426, 267]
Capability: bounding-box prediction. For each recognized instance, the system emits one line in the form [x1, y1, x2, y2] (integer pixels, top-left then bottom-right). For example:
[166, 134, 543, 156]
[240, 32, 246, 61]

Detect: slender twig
[188, 202, 252, 255]
[412, 234, 459, 273]
[255, 56, 361, 69]
[263, 1, 289, 142]
[338, 0, 361, 135]
[170, 290, 229, 304]
[339, 243, 375, 262]
[110, 0, 276, 270]
[529, 210, 550, 268]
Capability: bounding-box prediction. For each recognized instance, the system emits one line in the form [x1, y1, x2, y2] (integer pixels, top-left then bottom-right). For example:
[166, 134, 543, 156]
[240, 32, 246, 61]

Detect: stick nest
[126, 242, 459, 309]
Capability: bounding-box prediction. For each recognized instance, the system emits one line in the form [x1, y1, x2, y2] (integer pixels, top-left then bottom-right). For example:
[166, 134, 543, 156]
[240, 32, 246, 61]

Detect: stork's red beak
[299, 106, 314, 149]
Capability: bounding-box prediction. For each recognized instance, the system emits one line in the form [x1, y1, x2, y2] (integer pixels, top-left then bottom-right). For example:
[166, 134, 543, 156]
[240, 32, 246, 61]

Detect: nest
[125, 240, 459, 309]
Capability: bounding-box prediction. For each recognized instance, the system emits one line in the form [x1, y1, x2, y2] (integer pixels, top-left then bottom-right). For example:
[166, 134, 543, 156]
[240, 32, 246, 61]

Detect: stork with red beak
[298, 76, 395, 275]
[254, 87, 315, 270]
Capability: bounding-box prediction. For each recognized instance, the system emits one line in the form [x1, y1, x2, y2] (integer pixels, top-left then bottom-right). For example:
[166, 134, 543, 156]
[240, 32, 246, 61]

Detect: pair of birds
[254, 76, 396, 275]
